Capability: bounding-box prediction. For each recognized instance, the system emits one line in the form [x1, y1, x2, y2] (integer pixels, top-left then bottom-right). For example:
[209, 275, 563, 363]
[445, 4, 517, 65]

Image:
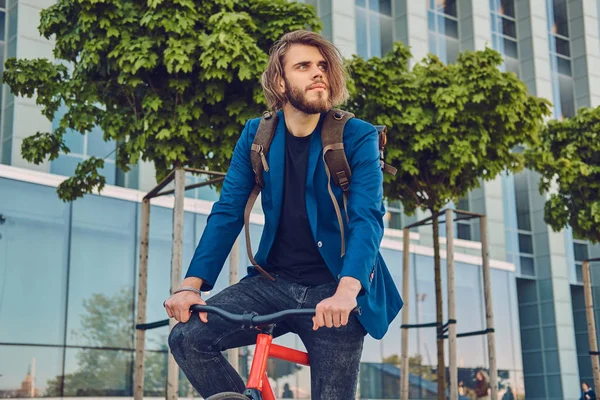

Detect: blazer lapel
[305, 115, 325, 238]
[266, 110, 286, 224]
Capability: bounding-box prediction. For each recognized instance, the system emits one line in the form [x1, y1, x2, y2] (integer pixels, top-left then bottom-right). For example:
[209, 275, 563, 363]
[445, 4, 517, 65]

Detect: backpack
[243, 109, 397, 281]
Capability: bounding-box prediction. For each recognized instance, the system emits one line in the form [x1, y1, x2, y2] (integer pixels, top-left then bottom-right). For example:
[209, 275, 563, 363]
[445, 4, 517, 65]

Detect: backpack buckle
[333, 111, 343, 120]
[336, 171, 350, 191]
[263, 111, 273, 120]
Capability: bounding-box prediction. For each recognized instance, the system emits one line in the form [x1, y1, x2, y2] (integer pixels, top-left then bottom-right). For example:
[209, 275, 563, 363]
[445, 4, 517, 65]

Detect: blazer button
[317, 241, 323, 248]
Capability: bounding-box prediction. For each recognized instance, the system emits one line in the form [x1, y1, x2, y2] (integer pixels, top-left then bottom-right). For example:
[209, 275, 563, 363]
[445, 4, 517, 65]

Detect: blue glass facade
[546, 0, 576, 119]
[427, 0, 459, 64]
[355, 0, 393, 59]
[0, 175, 523, 398]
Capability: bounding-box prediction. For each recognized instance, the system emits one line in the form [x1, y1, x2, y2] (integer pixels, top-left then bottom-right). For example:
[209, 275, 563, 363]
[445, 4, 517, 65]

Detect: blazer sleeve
[338, 123, 385, 294]
[185, 120, 256, 291]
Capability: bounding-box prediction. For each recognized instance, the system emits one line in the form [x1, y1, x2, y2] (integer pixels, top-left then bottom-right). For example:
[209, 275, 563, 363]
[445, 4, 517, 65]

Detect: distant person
[581, 381, 597, 400]
[282, 383, 294, 398]
[474, 369, 490, 400]
[502, 386, 515, 400]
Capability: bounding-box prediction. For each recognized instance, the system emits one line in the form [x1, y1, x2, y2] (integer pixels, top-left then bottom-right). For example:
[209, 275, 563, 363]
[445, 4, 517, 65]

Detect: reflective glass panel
[504, 38, 518, 58]
[0, 178, 69, 345]
[554, 36, 570, 57]
[50, 154, 81, 178]
[559, 74, 575, 117]
[66, 195, 137, 348]
[518, 233, 533, 254]
[492, 269, 518, 370]
[63, 348, 133, 396]
[520, 256, 535, 276]
[356, 8, 368, 58]
[369, 11, 382, 57]
[142, 206, 196, 350]
[501, 0, 516, 17]
[0, 345, 64, 398]
[574, 243, 589, 262]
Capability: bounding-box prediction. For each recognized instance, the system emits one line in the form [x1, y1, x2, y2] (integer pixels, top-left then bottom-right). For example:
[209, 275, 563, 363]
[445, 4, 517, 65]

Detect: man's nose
[312, 65, 323, 79]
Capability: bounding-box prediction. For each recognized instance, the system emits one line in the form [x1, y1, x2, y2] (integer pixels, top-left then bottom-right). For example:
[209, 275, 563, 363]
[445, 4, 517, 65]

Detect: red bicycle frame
[245, 333, 310, 400]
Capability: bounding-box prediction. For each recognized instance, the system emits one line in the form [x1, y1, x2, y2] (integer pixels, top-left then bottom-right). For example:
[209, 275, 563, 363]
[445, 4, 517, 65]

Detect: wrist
[180, 277, 203, 291]
[336, 276, 362, 297]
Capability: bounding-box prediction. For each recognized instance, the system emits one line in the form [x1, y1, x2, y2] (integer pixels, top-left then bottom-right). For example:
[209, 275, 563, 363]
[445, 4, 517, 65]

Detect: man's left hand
[313, 277, 361, 330]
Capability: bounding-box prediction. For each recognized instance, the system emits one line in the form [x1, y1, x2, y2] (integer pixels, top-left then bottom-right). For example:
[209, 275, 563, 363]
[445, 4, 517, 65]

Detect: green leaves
[347, 44, 552, 214]
[21, 132, 70, 164]
[4, 0, 321, 201]
[57, 157, 107, 201]
[525, 106, 600, 243]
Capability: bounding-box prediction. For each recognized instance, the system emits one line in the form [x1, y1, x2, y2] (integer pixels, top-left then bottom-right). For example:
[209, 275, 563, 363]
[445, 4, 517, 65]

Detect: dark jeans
[168, 275, 366, 399]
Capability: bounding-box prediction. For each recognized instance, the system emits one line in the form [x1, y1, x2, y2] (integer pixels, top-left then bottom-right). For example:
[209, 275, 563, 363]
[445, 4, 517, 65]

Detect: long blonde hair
[261, 30, 349, 111]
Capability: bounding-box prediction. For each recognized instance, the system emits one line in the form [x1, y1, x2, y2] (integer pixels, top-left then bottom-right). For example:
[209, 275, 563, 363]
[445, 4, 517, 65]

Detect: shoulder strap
[244, 111, 278, 281]
[375, 125, 398, 176]
[322, 109, 354, 257]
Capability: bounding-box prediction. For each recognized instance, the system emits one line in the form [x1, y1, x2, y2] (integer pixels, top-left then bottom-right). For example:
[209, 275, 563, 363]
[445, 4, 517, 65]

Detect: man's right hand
[164, 277, 208, 323]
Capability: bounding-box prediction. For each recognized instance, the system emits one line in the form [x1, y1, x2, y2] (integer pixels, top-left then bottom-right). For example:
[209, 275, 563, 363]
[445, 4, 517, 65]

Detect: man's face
[279, 44, 331, 114]
[583, 383, 589, 391]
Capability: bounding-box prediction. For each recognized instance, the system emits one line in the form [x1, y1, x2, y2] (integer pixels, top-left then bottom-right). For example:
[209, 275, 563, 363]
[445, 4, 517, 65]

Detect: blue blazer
[186, 111, 403, 339]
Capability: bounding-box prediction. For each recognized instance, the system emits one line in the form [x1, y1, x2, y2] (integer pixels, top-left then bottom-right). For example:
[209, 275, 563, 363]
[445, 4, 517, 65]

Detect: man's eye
[298, 65, 307, 70]
[319, 65, 328, 71]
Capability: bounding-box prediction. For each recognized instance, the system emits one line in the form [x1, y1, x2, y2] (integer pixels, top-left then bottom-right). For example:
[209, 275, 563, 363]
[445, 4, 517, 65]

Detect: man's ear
[278, 76, 285, 94]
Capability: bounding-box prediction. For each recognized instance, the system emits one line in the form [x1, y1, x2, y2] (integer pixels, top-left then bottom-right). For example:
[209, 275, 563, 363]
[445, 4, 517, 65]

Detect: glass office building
[1, 0, 600, 399]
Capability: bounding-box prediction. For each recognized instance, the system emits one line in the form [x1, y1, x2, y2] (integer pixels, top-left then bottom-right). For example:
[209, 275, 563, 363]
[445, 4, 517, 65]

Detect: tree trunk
[445, 209, 457, 400]
[400, 227, 411, 400]
[432, 213, 446, 400]
[227, 237, 240, 372]
[583, 260, 600, 392]
[480, 216, 498, 400]
[133, 198, 151, 400]
[167, 166, 185, 400]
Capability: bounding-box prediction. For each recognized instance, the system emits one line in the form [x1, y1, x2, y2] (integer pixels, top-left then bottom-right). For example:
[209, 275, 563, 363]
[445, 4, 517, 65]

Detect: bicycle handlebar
[190, 305, 317, 326]
[135, 305, 360, 331]
[190, 305, 360, 327]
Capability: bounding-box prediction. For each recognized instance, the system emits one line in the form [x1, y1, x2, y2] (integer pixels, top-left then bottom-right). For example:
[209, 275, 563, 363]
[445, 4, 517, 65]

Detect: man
[165, 30, 402, 399]
[581, 382, 597, 400]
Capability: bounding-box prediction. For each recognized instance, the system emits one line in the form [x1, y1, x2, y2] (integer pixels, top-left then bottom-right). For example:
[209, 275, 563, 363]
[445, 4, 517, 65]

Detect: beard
[284, 77, 331, 114]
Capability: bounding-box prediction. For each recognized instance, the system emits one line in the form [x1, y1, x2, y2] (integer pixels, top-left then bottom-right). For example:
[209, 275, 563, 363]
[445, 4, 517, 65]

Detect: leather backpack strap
[244, 111, 278, 281]
[321, 109, 354, 257]
[375, 125, 398, 176]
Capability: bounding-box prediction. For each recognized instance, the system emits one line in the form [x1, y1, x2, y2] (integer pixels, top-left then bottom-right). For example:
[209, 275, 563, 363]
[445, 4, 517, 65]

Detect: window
[573, 241, 589, 283]
[514, 173, 535, 276]
[385, 200, 402, 229]
[456, 195, 471, 240]
[547, 0, 575, 119]
[490, 0, 519, 75]
[355, 0, 393, 58]
[428, 0, 459, 63]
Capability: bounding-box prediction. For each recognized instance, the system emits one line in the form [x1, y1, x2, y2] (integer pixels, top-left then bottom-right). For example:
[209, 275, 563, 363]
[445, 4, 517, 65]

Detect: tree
[2, 0, 321, 201]
[346, 43, 551, 399]
[525, 106, 600, 244]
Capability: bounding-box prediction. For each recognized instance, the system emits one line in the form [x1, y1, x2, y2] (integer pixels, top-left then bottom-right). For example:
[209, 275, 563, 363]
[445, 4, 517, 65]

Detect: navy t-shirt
[266, 129, 335, 286]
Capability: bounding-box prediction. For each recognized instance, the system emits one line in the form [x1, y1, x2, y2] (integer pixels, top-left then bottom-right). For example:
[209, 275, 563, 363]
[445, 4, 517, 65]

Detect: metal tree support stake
[133, 167, 226, 400]
[445, 209, 458, 400]
[167, 167, 186, 400]
[227, 237, 240, 372]
[479, 216, 497, 400]
[401, 227, 411, 400]
[134, 198, 151, 400]
[583, 259, 600, 392]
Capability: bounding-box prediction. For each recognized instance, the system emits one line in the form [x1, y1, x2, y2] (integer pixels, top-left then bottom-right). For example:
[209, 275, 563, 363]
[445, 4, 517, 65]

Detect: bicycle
[189, 304, 358, 400]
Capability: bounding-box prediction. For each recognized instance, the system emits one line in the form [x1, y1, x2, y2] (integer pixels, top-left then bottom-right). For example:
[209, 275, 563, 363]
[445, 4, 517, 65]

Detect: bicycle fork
[244, 330, 310, 400]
